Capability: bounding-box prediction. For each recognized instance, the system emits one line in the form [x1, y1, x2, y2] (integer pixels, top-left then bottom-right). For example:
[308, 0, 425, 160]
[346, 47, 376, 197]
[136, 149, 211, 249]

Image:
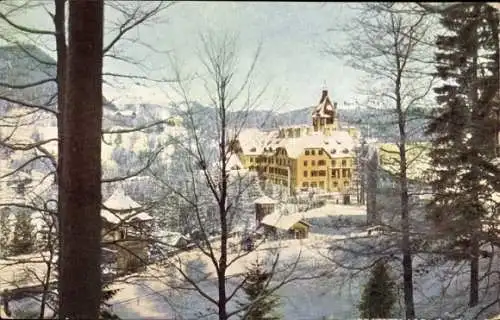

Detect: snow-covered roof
[155, 231, 189, 247]
[278, 130, 356, 158]
[103, 188, 141, 210]
[101, 188, 153, 224]
[260, 212, 310, 230]
[227, 153, 244, 170]
[232, 128, 273, 155]
[254, 195, 278, 204]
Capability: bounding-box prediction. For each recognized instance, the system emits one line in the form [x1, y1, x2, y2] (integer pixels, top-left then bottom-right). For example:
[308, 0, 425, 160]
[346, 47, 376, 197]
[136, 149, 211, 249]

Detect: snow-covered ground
[103, 234, 500, 320]
[1, 197, 500, 319]
[4, 231, 500, 319]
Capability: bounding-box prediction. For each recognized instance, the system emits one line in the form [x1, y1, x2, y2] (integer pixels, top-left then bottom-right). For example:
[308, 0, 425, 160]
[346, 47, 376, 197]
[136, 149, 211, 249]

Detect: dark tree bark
[54, 0, 66, 317]
[59, 1, 104, 318]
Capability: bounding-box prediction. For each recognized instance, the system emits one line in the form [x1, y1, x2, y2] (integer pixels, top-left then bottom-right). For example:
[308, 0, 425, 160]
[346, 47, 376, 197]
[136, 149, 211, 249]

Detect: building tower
[311, 86, 338, 135]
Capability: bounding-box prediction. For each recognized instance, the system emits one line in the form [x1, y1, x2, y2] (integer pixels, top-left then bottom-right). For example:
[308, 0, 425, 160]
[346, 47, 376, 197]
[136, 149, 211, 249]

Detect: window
[304, 160, 308, 166]
[311, 171, 318, 177]
[348, 170, 352, 178]
[305, 150, 310, 156]
[250, 157, 254, 163]
[311, 150, 316, 155]
[311, 182, 317, 188]
[303, 171, 308, 177]
[303, 182, 309, 187]
[331, 149, 337, 154]
[344, 181, 349, 187]
[319, 170, 326, 177]
[342, 169, 348, 178]
[319, 181, 325, 188]
[318, 160, 326, 166]
[312, 160, 316, 166]
[319, 150, 323, 155]
[333, 181, 338, 187]
[250, 147, 256, 152]
[342, 160, 347, 167]
[332, 160, 336, 167]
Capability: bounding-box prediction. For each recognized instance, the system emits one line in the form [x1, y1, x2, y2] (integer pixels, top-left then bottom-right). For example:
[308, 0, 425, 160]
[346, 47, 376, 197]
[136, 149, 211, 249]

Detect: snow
[260, 211, 309, 230]
[101, 188, 153, 224]
[0, 251, 56, 291]
[253, 195, 278, 204]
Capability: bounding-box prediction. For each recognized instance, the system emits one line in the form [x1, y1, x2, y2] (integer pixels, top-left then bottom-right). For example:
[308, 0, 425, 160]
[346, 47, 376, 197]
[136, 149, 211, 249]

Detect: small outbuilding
[254, 195, 278, 225]
[259, 212, 311, 240]
[100, 188, 154, 274]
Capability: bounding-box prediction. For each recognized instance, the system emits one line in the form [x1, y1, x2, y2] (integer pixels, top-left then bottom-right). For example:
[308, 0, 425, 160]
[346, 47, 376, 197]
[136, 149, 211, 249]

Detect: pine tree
[10, 211, 35, 256]
[0, 209, 12, 257]
[100, 283, 121, 320]
[426, 3, 500, 307]
[238, 259, 281, 320]
[358, 260, 397, 319]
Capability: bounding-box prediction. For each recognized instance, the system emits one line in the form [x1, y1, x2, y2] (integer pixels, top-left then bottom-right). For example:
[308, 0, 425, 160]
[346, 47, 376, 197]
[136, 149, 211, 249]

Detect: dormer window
[342, 148, 349, 154]
[331, 149, 337, 154]
[250, 147, 256, 152]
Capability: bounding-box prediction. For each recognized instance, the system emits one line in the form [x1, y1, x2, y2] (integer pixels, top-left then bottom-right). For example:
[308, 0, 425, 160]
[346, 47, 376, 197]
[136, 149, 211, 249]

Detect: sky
[7, 1, 362, 112]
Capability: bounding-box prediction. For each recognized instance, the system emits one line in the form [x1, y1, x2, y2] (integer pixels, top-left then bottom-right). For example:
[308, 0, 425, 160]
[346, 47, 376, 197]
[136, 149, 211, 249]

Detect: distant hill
[0, 44, 118, 117]
[0, 44, 431, 143]
[174, 103, 431, 142]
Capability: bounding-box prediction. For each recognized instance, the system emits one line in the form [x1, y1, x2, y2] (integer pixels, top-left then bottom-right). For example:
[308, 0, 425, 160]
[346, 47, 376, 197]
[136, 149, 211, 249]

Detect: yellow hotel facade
[231, 89, 361, 197]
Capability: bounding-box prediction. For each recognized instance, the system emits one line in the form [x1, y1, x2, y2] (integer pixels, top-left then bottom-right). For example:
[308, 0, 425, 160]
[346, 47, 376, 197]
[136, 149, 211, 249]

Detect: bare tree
[324, 3, 436, 318]
[0, 1, 174, 318]
[139, 33, 323, 320]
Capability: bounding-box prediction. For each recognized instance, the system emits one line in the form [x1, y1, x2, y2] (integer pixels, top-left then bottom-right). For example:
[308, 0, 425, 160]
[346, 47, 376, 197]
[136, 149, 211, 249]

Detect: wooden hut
[254, 195, 278, 226]
[260, 212, 311, 240]
[100, 188, 153, 274]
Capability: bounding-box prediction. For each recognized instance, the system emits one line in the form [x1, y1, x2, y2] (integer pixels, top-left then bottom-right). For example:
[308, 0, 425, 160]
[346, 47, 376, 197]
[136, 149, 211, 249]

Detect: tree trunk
[59, 1, 104, 318]
[396, 67, 415, 318]
[218, 93, 228, 320]
[469, 231, 479, 307]
[54, 0, 66, 316]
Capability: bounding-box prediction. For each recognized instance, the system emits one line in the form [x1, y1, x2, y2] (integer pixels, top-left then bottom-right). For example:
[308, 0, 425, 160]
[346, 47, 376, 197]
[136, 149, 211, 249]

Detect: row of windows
[303, 159, 350, 167]
[267, 167, 289, 176]
[302, 181, 350, 188]
[304, 148, 349, 156]
[252, 157, 291, 166]
[251, 155, 352, 168]
[305, 149, 324, 156]
[303, 169, 351, 178]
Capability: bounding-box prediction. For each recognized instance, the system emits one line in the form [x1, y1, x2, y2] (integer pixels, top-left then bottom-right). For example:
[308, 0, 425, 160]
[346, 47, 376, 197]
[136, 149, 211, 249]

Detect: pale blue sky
[8, 1, 361, 111]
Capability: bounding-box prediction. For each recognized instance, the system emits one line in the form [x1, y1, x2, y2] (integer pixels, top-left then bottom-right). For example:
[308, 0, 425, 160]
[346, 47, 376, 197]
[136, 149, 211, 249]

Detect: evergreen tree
[100, 283, 121, 320]
[426, 3, 500, 307]
[0, 209, 12, 257]
[10, 211, 35, 256]
[238, 259, 281, 320]
[358, 260, 397, 319]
